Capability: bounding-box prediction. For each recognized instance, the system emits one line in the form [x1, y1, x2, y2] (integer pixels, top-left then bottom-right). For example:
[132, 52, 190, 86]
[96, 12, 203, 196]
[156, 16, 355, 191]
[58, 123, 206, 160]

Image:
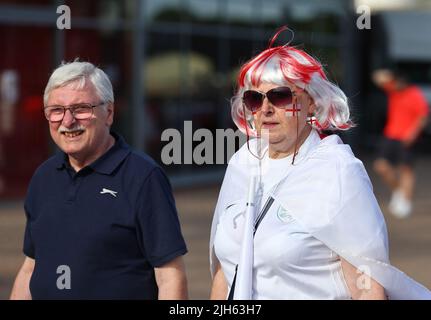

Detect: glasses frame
[43, 102, 106, 122]
[242, 86, 297, 113]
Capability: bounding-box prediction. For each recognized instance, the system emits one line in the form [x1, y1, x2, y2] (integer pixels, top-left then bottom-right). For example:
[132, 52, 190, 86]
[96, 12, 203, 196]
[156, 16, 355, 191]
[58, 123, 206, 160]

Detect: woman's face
[251, 82, 315, 158]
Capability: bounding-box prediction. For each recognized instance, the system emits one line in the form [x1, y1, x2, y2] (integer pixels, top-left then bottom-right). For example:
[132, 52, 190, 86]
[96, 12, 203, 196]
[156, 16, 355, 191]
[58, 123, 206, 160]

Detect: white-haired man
[10, 61, 188, 299]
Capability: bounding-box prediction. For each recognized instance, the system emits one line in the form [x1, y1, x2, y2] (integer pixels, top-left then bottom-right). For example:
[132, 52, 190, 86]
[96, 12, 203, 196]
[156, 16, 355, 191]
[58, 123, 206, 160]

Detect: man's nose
[61, 109, 76, 126]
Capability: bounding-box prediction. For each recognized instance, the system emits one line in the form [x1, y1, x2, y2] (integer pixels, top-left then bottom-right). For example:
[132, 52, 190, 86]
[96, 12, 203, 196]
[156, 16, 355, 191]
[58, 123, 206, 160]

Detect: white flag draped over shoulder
[210, 131, 431, 300]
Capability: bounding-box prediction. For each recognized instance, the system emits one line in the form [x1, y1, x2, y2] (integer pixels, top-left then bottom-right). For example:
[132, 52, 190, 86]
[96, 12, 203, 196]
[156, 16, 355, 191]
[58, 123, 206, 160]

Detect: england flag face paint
[284, 102, 302, 117]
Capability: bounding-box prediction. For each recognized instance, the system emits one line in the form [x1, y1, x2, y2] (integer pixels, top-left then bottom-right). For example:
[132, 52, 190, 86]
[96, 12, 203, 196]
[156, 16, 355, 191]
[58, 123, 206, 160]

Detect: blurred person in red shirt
[372, 69, 429, 218]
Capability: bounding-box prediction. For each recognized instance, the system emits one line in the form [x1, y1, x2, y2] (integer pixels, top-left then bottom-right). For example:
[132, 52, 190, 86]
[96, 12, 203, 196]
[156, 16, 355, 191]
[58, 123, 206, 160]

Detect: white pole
[234, 175, 257, 300]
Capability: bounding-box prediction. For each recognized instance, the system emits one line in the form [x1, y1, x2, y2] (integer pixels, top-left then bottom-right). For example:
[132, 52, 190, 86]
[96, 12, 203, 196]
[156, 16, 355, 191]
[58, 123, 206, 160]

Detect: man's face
[45, 81, 114, 161]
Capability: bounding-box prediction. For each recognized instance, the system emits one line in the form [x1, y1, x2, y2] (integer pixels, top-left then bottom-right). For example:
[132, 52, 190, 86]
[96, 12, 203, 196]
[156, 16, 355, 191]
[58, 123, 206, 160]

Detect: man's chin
[59, 144, 85, 158]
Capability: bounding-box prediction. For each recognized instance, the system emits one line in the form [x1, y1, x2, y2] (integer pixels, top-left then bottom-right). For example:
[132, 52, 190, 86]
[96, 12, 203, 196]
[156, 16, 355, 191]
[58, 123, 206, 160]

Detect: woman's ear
[246, 113, 257, 132]
[308, 99, 316, 114]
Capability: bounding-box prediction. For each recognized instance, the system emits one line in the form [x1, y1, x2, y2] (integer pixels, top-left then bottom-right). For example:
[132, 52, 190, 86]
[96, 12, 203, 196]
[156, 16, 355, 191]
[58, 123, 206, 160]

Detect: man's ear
[106, 102, 114, 126]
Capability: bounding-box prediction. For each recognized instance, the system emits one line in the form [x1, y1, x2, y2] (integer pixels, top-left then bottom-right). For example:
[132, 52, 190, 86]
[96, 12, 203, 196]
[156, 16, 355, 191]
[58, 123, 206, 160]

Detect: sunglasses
[242, 86, 295, 113]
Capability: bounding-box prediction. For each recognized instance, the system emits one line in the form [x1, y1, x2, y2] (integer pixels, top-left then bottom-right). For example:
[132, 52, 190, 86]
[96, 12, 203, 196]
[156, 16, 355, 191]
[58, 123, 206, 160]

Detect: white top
[210, 129, 431, 300]
[213, 130, 350, 299]
[214, 197, 351, 299]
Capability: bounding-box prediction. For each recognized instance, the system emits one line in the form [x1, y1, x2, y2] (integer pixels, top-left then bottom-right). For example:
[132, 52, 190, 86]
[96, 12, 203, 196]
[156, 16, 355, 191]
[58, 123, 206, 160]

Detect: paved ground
[1, 156, 430, 300]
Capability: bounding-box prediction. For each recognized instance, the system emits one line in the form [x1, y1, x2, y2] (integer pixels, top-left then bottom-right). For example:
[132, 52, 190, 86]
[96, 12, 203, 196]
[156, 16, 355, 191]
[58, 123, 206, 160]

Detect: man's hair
[44, 60, 114, 106]
[392, 69, 410, 85]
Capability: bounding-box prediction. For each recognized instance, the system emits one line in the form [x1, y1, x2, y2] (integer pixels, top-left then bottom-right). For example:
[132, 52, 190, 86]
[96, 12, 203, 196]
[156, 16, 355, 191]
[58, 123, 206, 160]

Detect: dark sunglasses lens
[243, 90, 264, 112]
[267, 87, 293, 108]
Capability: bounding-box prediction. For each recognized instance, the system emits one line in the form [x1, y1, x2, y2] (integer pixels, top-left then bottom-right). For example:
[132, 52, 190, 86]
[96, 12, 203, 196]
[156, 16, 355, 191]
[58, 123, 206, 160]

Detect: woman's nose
[261, 96, 274, 115]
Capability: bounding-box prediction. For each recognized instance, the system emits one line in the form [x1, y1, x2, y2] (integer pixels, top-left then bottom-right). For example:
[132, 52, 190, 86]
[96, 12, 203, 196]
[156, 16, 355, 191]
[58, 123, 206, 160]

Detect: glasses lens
[72, 104, 93, 120]
[267, 87, 293, 108]
[243, 90, 264, 112]
[45, 106, 64, 122]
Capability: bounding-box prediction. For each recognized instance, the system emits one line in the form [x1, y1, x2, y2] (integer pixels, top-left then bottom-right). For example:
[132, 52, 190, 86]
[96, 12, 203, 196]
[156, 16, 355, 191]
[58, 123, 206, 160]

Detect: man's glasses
[43, 102, 105, 122]
[242, 86, 295, 113]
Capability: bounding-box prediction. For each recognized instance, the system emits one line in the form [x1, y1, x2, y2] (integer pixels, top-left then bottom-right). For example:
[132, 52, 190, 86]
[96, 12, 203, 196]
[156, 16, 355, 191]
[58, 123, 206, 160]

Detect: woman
[209, 27, 431, 300]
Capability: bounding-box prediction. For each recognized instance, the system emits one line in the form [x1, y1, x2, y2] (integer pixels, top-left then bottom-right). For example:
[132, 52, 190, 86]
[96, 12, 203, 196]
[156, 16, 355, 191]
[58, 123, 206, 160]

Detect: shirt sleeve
[412, 88, 429, 117]
[23, 203, 35, 258]
[136, 167, 187, 267]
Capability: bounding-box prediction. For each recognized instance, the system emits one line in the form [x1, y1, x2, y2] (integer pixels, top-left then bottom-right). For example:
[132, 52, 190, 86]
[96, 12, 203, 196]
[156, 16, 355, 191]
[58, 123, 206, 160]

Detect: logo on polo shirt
[100, 188, 118, 198]
[277, 205, 293, 223]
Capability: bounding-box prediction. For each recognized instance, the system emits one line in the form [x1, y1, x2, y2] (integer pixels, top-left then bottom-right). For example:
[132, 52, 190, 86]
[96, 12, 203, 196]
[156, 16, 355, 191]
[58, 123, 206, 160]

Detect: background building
[1, 0, 431, 199]
[0, 0, 375, 197]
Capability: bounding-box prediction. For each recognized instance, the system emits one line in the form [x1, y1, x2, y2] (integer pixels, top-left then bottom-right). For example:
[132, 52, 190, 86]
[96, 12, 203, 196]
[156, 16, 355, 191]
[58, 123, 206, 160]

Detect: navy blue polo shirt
[23, 132, 187, 299]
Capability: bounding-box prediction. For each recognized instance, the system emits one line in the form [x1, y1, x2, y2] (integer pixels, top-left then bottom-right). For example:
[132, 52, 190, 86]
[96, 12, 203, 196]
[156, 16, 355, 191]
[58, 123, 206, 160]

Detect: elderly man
[10, 61, 188, 299]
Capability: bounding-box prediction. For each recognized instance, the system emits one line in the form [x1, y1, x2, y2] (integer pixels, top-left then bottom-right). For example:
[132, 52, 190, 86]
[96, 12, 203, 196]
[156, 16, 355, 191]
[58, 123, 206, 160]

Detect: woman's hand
[210, 263, 228, 300]
[341, 258, 387, 300]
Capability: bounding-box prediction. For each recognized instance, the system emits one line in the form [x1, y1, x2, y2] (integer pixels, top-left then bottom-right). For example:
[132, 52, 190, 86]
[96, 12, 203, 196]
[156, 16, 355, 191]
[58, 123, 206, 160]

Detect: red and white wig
[231, 27, 353, 137]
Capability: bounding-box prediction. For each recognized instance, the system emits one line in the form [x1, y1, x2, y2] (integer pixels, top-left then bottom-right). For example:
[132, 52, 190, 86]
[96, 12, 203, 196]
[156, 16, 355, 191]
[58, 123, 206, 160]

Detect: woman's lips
[262, 122, 279, 129]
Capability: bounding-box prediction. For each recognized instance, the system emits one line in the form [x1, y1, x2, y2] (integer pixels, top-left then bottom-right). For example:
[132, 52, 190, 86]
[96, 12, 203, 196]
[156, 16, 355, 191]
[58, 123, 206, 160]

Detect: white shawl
[209, 131, 431, 300]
